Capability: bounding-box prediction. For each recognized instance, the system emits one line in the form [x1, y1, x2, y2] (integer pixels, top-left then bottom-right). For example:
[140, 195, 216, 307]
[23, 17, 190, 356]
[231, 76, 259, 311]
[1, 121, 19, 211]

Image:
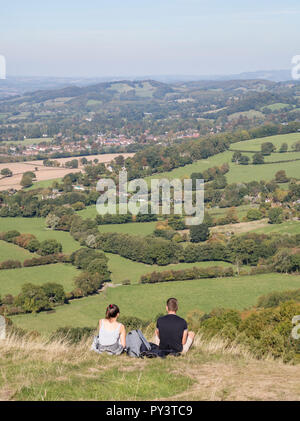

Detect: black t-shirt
[156, 314, 188, 352]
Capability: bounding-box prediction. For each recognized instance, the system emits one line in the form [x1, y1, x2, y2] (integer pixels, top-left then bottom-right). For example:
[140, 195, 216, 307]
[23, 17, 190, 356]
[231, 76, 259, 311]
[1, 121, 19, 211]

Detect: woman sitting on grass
[91, 304, 126, 355]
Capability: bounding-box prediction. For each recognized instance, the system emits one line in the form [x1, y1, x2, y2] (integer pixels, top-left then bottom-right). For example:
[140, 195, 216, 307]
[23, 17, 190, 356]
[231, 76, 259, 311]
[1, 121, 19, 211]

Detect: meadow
[146, 145, 300, 185]
[0, 263, 78, 296]
[106, 252, 234, 284]
[11, 273, 300, 332]
[0, 240, 37, 262]
[230, 132, 300, 152]
[2, 137, 53, 145]
[0, 217, 79, 253]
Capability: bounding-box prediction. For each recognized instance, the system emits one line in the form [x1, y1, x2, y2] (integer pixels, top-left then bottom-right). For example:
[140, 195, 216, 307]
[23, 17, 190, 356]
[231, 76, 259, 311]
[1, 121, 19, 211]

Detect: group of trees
[0, 282, 66, 315]
[140, 266, 234, 284]
[0, 230, 63, 255]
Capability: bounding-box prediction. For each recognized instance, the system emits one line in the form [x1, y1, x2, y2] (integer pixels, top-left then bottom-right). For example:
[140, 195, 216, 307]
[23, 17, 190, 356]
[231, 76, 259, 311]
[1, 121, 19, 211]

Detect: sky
[1, 0, 300, 78]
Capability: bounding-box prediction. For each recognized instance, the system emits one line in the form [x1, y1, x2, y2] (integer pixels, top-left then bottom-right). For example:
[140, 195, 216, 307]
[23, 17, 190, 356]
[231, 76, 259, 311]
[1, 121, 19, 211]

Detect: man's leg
[182, 331, 195, 354]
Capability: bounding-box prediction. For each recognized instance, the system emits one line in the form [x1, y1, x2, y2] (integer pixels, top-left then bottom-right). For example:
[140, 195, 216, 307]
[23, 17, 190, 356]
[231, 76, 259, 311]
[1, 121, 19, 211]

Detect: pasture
[106, 252, 235, 284]
[0, 240, 37, 263]
[230, 132, 300, 152]
[10, 273, 300, 332]
[146, 148, 300, 185]
[0, 217, 79, 253]
[0, 263, 78, 296]
[2, 137, 53, 145]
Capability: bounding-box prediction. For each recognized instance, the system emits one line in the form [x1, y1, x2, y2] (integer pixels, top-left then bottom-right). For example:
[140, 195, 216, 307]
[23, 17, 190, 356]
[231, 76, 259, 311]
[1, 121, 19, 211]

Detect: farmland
[0, 152, 134, 191]
[0, 264, 78, 297]
[0, 240, 37, 262]
[106, 253, 235, 284]
[230, 132, 300, 152]
[10, 273, 300, 332]
[0, 217, 79, 253]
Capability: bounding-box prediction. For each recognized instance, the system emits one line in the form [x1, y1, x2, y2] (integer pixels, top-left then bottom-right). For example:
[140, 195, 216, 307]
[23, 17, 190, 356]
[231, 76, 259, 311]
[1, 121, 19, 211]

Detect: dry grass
[211, 219, 269, 235]
[1, 332, 300, 401]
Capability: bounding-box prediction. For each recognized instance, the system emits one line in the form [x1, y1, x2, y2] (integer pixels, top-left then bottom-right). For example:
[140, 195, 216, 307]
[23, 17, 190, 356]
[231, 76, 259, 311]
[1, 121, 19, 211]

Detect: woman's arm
[120, 324, 126, 348]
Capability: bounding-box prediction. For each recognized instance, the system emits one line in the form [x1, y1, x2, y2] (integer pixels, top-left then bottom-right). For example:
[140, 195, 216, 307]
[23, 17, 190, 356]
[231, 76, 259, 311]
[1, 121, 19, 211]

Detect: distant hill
[0, 69, 293, 99]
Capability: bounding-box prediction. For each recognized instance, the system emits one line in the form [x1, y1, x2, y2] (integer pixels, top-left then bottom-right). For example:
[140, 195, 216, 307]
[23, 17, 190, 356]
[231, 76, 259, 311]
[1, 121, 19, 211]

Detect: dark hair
[105, 304, 120, 319]
[167, 298, 178, 312]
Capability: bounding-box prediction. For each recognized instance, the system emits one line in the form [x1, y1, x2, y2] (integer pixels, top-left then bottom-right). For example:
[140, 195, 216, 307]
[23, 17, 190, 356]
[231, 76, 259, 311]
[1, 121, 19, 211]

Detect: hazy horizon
[1, 0, 300, 78]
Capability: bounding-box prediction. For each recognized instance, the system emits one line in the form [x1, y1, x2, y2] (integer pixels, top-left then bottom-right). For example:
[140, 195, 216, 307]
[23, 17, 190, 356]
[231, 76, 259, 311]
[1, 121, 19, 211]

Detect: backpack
[125, 329, 151, 357]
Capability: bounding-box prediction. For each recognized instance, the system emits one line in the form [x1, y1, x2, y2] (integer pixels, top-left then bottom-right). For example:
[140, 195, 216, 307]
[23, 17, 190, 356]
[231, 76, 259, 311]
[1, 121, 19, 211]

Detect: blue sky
[1, 0, 300, 77]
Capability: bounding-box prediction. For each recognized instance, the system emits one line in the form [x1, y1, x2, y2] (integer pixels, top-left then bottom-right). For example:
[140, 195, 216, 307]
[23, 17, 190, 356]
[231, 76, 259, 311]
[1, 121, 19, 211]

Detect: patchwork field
[0, 217, 79, 253]
[10, 273, 300, 332]
[147, 148, 300, 185]
[0, 153, 134, 191]
[0, 263, 78, 296]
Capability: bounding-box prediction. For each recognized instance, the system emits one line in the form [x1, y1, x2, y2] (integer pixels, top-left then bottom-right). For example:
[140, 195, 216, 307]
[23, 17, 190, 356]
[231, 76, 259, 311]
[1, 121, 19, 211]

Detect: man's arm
[155, 328, 160, 339]
[182, 329, 188, 345]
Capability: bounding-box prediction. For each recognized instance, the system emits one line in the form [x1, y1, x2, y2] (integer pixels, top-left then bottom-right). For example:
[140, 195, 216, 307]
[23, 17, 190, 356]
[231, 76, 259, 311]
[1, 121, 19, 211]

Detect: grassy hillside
[0, 264, 79, 296]
[1, 331, 300, 400]
[146, 147, 300, 185]
[0, 217, 79, 253]
[230, 132, 300, 152]
[11, 273, 300, 332]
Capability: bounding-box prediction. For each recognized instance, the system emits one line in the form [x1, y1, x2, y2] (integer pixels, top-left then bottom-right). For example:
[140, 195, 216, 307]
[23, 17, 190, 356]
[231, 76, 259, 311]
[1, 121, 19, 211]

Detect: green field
[3, 137, 53, 145]
[262, 103, 290, 111]
[0, 263, 78, 296]
[230, 132, 300, 152]
[0, 217, 79, 253]
[26, 178, 62, 191]
[0, 240, 37, 263]
[99, 221, 156, 236]
[208, 204, 258, 221]
[11, 273, 300, 332]
[251, 220, 300, 235]
[228, 110, 264, 121]
[107, 252, 234, 284]
[147, 148, 300, 184]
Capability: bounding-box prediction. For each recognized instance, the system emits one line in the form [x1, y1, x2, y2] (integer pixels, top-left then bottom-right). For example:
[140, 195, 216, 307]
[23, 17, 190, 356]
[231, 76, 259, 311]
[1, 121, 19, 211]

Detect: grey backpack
[125, 329, 151, 357]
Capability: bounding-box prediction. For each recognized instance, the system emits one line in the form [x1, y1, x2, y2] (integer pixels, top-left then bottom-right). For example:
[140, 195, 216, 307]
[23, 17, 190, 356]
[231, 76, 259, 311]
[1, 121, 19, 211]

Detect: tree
[15, 283, 50, 313]
[279, 143, 288, 153]
[239, 155, 250, 165]
[261, 142, 276, 155]
[247, 209, 263, 221]
[42, 283, 66, 305]
[232, 151, 242, 164]
[252, 153, 264, 165]
[1, 168, 12, 177]
[20, 174, 33, 188]
[275, 170, 289, 183]
[39, 239, 62, 255]
[190, 224, 209, 243]
[27, 239, 40, 252]
[45, 213, 60, 230]
[268, 207, 283, 224]
[292, 141, 300, 152]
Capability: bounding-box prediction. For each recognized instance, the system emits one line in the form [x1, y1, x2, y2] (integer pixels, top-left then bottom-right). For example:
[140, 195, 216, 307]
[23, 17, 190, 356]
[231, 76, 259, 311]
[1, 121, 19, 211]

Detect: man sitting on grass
[155, 297, 195, 354]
